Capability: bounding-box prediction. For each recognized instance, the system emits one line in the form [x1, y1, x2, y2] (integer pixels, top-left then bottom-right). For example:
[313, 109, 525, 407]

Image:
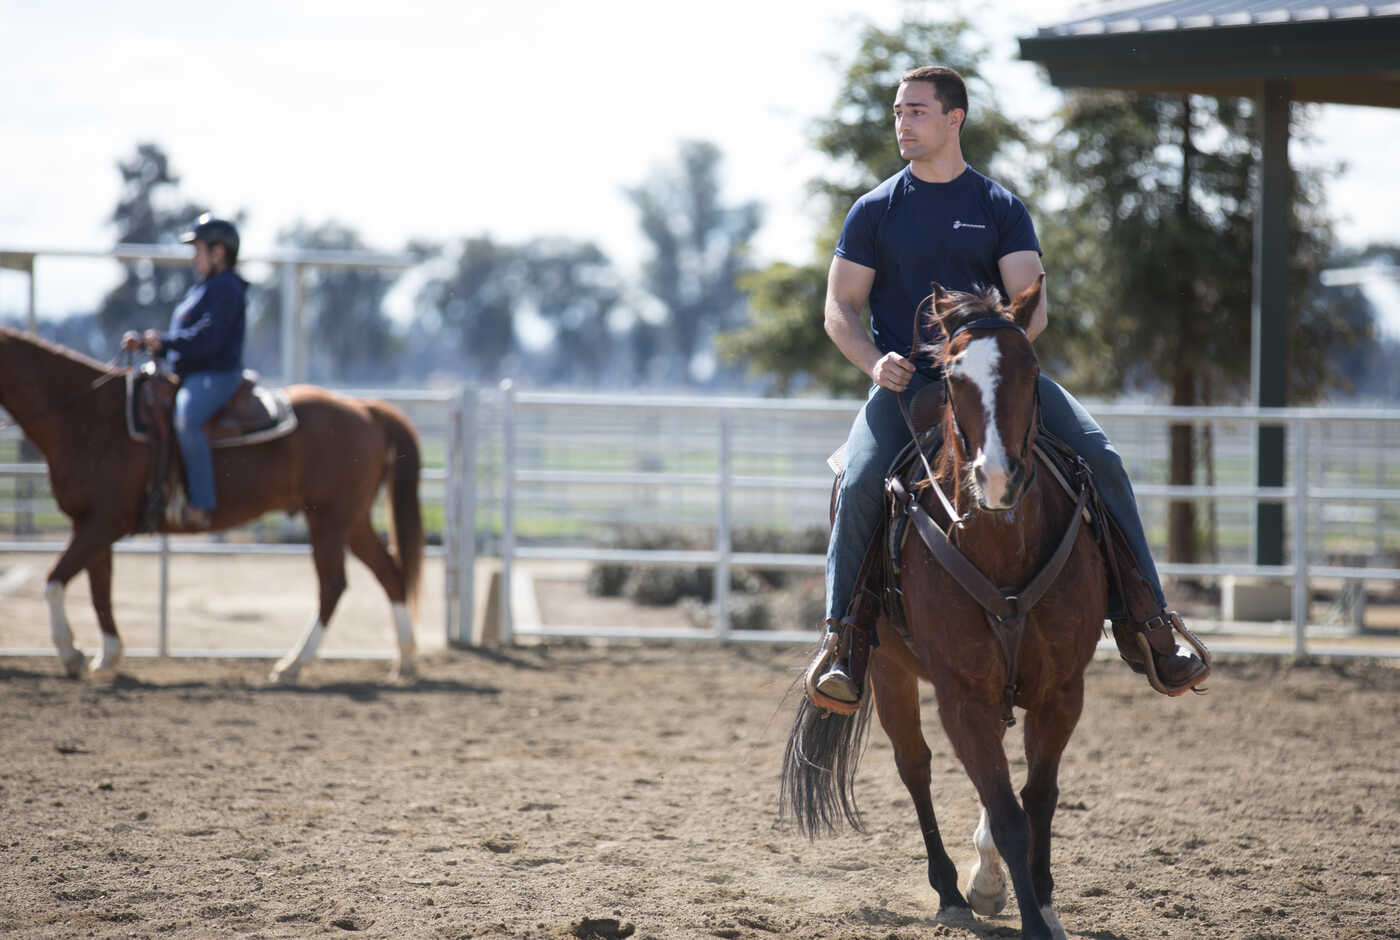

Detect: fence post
[714, 410, 733, 640]
[443, 392, 462, 645]
[499, 380, 515, 645]
[1291, 416, 1309, 656]
[158, 534, 170, 658]
[458, 386, 478, 646]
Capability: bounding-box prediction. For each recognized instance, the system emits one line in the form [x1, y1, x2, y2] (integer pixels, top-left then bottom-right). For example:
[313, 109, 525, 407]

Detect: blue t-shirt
[835, 164, 1040, 361]
[161, 269, 247, 377]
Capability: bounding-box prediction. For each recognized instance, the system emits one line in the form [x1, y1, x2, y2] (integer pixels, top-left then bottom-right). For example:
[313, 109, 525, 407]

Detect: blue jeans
[825, 373, 1166, 624]
[174, 370, 242, 511]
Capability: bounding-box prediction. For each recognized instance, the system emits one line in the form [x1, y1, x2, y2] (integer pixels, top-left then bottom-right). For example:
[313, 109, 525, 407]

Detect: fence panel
[495, 393, 1400, 657]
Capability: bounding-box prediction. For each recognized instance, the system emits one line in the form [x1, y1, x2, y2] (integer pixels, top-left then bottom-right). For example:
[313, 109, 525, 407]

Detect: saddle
[127, 363, 297, 532]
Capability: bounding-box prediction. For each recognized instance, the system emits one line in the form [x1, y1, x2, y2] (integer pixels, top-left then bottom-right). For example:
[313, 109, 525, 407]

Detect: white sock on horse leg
[46, 582, 74, 654]
[392, 603, 415, 658]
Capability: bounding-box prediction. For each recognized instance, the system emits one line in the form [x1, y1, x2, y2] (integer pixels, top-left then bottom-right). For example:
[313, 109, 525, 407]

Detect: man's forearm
[824, 299, 882, 379]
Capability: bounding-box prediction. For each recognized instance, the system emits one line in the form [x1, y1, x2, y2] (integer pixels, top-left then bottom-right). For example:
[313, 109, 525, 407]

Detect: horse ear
[1008, 273, 1045, 330]
[929, 282, 958, 322]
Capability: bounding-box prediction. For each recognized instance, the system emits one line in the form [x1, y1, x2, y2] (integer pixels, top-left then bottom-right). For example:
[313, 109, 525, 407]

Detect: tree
[255, 221, 403, 383]
[626, 140, 762, 385]
[1044, 91, 1369, 563]
[95, 143, 212, 343]
[518, 238, 624, 386]
[415, 235, 631, 386]
[723, 15, 1024, 394]
[417, 236, 523, 382]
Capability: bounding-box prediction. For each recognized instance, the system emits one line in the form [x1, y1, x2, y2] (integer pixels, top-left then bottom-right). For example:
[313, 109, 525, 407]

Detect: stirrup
[804, 625, 862, 715]
[1135, 610, 1212, 696]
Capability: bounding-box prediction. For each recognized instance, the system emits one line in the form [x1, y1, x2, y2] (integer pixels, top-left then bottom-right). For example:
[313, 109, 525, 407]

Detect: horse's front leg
[85, 546, 123, 678]
[45, 522, 115, 678]
[1018, 684, 1086, 940]
[937, 691, 1056, 940]
[868, 643, 969, 917]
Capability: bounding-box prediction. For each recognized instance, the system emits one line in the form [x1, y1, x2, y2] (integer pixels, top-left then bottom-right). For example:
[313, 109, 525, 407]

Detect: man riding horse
[808, 66, 1209, 709]
[122, 214, 247, 531]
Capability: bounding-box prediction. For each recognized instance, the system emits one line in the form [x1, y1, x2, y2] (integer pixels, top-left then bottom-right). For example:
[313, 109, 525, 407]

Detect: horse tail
[368, 401, 425, 611]
[779, 687, 874, 838]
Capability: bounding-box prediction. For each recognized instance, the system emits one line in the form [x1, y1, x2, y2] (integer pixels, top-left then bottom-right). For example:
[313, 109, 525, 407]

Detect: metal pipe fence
[494, 388, 1400, 657]
[4, 385, 1400, 659]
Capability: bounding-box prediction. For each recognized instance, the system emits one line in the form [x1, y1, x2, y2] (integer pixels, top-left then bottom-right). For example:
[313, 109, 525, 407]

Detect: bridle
[899, 315, 1040, 526]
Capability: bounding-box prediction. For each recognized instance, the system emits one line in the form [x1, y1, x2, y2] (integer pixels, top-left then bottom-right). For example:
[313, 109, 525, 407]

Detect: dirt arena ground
[3, 550, 1400, 938]
[3, 633, 1400, 938]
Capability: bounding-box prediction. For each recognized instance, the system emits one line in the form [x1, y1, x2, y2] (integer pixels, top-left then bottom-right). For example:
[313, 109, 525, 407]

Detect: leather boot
[804, 621, 861, 714]
[1112, 610, 1210, 695]
[178, 506, 212, 531]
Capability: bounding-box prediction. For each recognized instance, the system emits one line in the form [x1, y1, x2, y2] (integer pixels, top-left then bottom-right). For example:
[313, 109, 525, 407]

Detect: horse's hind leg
[85, 547, 123, 678]
[868, 650, 969, 916]
[1019, 684, 1085, 939]
[939, 695, 1056, 940]
[346, 517, 416, 681]
[270, 512, 348, 684]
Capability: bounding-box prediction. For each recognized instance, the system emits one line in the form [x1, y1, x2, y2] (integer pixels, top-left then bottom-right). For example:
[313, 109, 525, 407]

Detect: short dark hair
[900, 66, 969, 129]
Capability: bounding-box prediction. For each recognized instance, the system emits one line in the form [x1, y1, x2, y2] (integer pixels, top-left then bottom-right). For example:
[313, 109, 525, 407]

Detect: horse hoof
[269, 663, 301, 685]
[1041, 906, 1068, 940]
[58, 650, 89, 679]
[89, 663, 120, 682]
[935, 905, 974, 924]
[967, 885, 1008, 917]
[390, 660, 417, 683]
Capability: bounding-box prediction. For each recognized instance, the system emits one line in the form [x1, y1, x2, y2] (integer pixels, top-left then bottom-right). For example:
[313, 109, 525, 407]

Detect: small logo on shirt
[952, 220, 987, 230]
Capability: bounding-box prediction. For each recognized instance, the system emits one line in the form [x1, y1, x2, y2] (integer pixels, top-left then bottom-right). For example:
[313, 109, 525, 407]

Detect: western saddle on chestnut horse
[127, 362, 297, 532]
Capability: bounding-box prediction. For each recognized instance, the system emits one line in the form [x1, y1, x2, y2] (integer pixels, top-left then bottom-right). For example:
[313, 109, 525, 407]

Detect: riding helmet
[180, 214, 240, 265]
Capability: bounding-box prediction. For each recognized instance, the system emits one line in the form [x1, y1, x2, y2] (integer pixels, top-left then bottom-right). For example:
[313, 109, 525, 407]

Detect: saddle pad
[125, 371, 298, 448]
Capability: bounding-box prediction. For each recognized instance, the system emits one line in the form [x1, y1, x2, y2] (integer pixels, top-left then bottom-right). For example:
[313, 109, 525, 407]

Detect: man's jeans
[174, 370, 242, 511]
[825, 373, 1166, 624]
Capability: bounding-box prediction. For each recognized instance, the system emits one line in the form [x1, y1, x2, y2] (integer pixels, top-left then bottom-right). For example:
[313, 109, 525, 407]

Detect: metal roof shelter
[0, 245, 415, 384]
[1019, 0, 1400, 565]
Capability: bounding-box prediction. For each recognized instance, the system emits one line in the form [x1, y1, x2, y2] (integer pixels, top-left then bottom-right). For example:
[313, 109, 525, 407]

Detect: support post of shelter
[1252, 80, 1291, 566]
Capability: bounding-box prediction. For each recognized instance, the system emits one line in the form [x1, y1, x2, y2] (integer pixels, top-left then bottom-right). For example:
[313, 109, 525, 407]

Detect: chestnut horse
[781, 278, 1106, 940]
[0, 326, 423, 683]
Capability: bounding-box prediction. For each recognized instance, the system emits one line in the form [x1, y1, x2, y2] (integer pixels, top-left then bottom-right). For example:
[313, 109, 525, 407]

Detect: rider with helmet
[123, 214, 248, 530]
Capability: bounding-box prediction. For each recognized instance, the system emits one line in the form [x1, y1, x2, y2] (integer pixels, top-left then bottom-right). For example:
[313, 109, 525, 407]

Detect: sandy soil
[2, 640, 1399, 940]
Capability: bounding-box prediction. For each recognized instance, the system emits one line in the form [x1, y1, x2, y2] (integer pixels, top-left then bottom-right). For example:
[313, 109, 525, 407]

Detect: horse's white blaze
[953, 337, 1011, 506]
[967, 805, 1009, 916]
[91, 633, 123, 676]
[271, 618, 325, 682]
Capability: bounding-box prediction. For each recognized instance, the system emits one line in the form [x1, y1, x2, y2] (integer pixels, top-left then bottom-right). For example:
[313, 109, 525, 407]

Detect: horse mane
[914, 284, 1010, 363]
[0, 325, 118, 378]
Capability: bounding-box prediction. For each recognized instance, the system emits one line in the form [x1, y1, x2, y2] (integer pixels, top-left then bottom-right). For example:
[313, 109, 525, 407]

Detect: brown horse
[781, 278, 1106, 940]
[0, 326, 424, 683]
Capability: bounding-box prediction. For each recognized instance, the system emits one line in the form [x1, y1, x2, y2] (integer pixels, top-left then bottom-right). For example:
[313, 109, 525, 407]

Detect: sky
[2, 0, 1399, 332]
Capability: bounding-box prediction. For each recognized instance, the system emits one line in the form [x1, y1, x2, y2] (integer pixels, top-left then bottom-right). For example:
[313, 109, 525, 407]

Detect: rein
[0, 352, 130, 434]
